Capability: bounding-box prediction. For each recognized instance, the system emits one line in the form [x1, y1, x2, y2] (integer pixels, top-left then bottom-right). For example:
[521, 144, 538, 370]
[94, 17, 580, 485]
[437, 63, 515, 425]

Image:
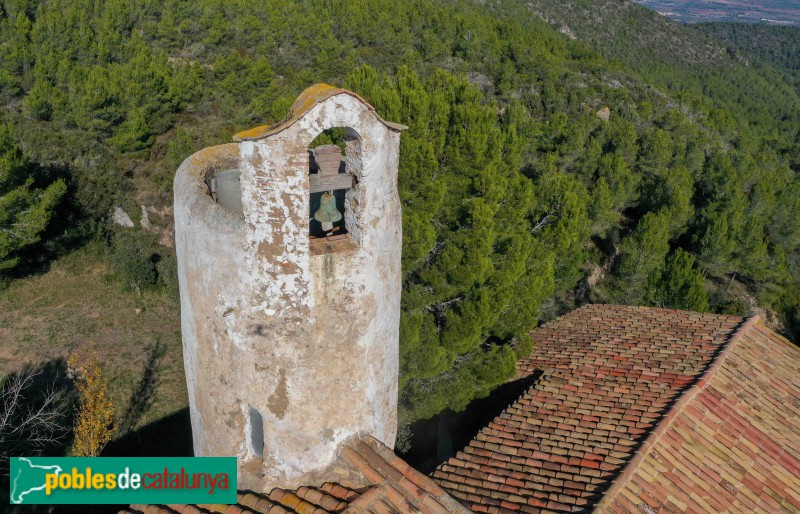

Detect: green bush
[0, 124, 67, 272]
[110, 229, 159, 290]
[156, 254, 180, 300]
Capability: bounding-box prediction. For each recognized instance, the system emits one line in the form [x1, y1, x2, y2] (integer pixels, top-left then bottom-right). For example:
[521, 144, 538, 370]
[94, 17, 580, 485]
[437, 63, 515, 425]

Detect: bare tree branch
[530, 212, 557, 233]
[0, 366, 69, 475]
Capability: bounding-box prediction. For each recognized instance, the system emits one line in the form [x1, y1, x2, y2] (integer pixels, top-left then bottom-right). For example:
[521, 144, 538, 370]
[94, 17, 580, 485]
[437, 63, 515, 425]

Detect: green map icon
[10, 457, 62, 504]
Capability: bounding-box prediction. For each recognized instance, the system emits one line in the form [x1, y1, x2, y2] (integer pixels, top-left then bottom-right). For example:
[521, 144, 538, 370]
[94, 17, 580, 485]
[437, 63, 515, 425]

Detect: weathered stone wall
[174, 142, 247, 458]
[174, 90, 402, 492]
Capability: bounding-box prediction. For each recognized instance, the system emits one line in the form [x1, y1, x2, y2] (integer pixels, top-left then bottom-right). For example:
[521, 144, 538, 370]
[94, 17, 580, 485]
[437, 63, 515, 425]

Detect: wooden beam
[310, 173, 353, 193]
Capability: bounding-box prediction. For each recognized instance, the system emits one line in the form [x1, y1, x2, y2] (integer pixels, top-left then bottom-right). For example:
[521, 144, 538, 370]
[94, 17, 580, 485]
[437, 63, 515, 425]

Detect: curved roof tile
[122, 436, 468, 514]
[125, 304, 799, 514]
[433, 304, 745, 513]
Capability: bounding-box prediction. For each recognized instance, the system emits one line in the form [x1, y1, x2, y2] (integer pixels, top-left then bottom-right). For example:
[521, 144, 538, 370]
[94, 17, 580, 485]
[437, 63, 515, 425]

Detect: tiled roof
[121, 436, 469, 514]
[432, 304, 744, 513]
[597, 318, 800, 514]
[126, 303, 800, 514]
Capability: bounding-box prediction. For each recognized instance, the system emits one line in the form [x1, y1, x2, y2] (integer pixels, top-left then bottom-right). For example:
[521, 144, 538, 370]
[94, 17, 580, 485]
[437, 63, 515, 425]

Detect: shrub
[110, 229, 159, 290]
[156, 254, 180, 300]
[68, 352, 115, 457]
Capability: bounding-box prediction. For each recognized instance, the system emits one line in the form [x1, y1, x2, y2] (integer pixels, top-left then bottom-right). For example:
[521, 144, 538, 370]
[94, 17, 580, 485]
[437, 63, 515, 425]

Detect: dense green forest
[694, 23, 800, 94]
[0, 0, 798, 426]
[503, 0, 800, 164]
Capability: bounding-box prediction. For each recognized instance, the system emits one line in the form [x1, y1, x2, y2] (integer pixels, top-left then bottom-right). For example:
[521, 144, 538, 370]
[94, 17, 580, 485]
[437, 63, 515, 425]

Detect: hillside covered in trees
[0, 0, 798, 429]
[694, 22, 800, 94]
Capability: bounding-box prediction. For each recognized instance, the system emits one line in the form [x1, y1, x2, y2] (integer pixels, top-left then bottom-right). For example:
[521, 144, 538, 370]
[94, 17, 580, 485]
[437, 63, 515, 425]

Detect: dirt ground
[0, 243, 187, 437]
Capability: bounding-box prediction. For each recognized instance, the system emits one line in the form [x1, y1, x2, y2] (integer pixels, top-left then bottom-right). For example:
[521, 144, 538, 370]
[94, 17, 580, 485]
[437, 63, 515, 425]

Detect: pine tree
[738, 217, 772, 283]
[589, 178, 619, 236]
[345, 66, 579, 418]
[648, 165, 694, 237]
[108, 108, 152, 152]
[21, 79, 55, 121]
[0, 125, 66, 271]
[616, 210, 671, 303]
[696, 201, 745, 276]
[645, 248, 709, 312]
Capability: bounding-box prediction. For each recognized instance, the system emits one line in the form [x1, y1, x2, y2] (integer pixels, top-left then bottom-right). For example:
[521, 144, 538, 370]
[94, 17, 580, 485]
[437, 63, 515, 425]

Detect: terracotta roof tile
[125, 304, 798, 514]
[597, 320, 800, 514]
[433, 304, 744, 512]
[127, 437, 468, 514]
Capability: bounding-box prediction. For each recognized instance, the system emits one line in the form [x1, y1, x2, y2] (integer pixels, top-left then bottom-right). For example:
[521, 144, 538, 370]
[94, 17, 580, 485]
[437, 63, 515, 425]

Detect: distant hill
[634, 0, 800, 26]
[512, 0, 725, 67]
[500, 0, 800, 158]
[694, 22, 800, 92]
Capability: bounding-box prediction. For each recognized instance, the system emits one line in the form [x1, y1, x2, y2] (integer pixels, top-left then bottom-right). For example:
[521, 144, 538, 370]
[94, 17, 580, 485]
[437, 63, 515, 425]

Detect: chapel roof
[125, 304, 800, 514]
[120, 436, 469, 514]
[596, 318, 800, 513]
[432, 304, 747, 512]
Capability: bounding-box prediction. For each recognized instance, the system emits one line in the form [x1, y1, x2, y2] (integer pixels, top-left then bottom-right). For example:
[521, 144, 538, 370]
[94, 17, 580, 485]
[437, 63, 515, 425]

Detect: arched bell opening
[308, 127, 362, 253]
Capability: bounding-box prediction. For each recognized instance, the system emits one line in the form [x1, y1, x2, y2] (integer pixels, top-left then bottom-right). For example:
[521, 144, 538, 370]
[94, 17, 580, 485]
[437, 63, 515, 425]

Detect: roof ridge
[534, 303, 728, 330]
[533, 302, 597, 331]
[592, 314, 761, 512]
[341, 436, 469, 514]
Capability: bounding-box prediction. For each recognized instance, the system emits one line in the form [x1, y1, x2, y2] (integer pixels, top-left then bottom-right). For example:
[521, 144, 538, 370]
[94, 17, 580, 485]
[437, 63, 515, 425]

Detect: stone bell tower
[173, 84, 406, 491]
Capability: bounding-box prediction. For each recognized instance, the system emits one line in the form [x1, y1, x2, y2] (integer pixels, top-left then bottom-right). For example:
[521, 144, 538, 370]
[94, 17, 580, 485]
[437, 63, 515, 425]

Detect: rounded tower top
[232, 83, 407, 142]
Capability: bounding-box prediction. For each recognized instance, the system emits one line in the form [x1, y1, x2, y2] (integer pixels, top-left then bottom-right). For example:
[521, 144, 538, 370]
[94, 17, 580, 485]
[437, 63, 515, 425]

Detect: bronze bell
[314, 192, 342, 231]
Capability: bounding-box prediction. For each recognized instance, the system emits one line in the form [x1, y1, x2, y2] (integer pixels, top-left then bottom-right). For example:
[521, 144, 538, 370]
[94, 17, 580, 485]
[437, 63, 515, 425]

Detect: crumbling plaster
[174, 88, 404, 492]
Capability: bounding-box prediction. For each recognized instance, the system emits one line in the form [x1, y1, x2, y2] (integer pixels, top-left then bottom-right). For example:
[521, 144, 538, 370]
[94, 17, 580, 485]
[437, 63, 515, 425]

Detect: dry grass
[0, 243, 187, 437]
